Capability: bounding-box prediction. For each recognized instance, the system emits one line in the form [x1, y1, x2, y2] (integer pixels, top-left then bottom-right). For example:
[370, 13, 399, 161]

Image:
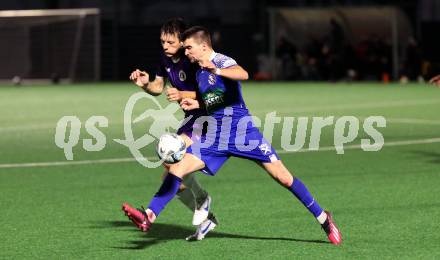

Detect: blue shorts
[187, 126, 280, 176]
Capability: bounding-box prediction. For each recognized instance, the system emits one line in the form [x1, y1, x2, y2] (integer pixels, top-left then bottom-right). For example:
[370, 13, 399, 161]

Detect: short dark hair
[160, 17, 187, 38]
[181, 26, 212, 47]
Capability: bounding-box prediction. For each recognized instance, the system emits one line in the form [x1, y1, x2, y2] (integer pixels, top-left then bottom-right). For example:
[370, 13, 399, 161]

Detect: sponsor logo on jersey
[202, 88, 225, 112]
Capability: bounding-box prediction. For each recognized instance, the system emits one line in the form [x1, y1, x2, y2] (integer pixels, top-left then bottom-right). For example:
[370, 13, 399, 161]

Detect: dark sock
[288, 178, 323, 218]
[147, 173, 182, 217]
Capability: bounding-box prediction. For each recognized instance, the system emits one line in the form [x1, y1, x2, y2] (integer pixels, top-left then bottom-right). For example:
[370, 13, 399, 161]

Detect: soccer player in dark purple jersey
[124, 26, 342, 245]
[125, 18, 249, 241]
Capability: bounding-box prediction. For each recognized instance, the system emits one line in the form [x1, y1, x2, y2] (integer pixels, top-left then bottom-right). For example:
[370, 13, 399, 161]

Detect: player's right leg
[259, 160, 342, 245]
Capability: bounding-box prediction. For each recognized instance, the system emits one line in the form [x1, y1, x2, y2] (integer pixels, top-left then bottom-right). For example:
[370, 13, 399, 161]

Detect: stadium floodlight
[0, 8, 100, 83]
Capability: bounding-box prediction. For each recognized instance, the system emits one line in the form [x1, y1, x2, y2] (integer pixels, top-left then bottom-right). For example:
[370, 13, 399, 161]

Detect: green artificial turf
[0, 82, 439, 259]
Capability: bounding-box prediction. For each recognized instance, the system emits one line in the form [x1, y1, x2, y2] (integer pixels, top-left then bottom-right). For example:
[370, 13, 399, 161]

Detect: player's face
[183, 37, 204, 63]
[160, 33, 182, 57]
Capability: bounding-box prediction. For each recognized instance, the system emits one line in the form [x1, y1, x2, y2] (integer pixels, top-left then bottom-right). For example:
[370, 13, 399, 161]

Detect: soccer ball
[156, 133, 186, 164]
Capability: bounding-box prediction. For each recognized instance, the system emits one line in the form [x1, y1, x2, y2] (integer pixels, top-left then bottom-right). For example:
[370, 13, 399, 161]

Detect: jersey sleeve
[214, 53, 238, 69]
[156, 63, 166, 78]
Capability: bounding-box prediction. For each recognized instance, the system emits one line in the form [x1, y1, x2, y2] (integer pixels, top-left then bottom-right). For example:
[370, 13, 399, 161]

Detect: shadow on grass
[411, 150, 440, 164]
[91, 220, 328, 250]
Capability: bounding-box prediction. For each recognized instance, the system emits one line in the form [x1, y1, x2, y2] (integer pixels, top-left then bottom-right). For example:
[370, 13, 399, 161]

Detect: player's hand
[428, 75, 440, 87]
[198, 59, 217, 73]
[166, 87, 182, 102]
[129, 69, 149, 87]
[180, 98, 200, 111]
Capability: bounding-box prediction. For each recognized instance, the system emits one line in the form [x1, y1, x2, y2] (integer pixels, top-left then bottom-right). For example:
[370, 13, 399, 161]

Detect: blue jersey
[156, 51, 205, 136]
[188, 52, 280, 176]
[196, 52, 249, 119]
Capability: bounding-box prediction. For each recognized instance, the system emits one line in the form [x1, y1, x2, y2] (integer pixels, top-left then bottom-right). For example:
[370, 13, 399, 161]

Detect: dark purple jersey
[156, 50, 205, 135]
[156, 51, 199, 92]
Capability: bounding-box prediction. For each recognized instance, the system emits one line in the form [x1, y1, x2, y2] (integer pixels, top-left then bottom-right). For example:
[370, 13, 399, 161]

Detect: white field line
[355, 117, 440, 125]
[1, 137, 440, 169]
[1, 98, 439, 132]
[380, 118, 440, 125]
[0, 157, 138, 169]
[1, 117, 439, 133]
[251, 99, 440, 114]
[279, 137, 440, 154]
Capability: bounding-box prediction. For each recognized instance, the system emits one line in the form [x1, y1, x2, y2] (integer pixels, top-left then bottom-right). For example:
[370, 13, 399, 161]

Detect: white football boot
[186, 213, 218, 241]
[192, 195, 211, 225]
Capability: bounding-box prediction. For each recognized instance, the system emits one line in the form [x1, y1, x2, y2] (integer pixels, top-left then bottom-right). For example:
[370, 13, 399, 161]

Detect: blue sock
[147, 173, 182, 217]
[288, 178, 323, 218]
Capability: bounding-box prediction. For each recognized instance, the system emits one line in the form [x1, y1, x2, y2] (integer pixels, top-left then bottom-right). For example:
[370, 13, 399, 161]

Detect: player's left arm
[216, 65, 249, 81]
[199, 60, 249, 81]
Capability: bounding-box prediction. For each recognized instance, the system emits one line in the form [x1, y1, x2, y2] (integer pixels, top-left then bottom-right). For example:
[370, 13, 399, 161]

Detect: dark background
[1, 0, 439, 81]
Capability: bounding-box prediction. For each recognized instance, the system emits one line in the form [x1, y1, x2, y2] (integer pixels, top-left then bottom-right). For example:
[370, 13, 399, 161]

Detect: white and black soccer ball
[156, 133, 186, 164]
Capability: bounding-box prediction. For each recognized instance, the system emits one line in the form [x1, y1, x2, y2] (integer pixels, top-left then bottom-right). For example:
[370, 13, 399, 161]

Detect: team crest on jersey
[178, 70, 186, 81]
[258, 143, 272, 155]
[208, 74, 216, 85]
[166, 67, 170, 72]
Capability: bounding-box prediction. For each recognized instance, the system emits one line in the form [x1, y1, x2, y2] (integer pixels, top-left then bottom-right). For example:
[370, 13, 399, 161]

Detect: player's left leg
[231, 125, 341, 244]
[259, 160, 342, 245]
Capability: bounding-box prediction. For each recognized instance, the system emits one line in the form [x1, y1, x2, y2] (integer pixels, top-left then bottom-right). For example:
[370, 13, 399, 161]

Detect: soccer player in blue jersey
[124, 26, 342, 245]
[124, 19, 249, 241]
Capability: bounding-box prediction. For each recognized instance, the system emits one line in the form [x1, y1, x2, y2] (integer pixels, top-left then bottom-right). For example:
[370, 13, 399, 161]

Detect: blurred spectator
[329, 18, 344, 53]
[276, 36, 299, 80]
[404, 37, 423, 80]
[271, 33, 427, 83]
[254, 54, 273, 81]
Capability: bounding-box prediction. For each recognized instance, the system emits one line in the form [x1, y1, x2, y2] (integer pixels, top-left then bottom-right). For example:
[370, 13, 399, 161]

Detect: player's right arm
[180, 98, 201, 111]
[129, 69, 164, 96]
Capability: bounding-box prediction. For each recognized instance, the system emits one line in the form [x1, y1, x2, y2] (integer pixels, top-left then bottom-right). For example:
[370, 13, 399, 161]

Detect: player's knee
[168, 164, 185, 178]
[279, 175, 293, 187]
[271, 172, 289, 186]
[270, 164, 293, 187]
